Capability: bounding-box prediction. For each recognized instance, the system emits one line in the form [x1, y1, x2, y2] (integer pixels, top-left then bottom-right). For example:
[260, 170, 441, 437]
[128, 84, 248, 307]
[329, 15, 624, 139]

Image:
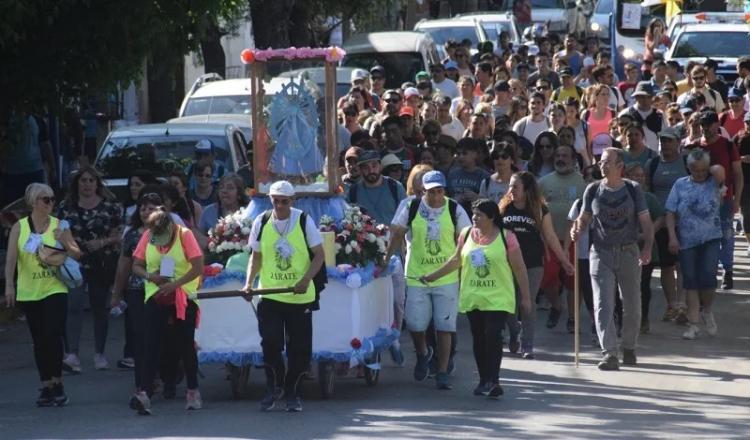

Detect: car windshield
[531, 0, 564, 7]
[183, 95, 251, 116]
[480, 21, 517, 43]
[596, 0, 613, 13]
[96, 134, 230, 178]
[672, 31, 750, 58]
[342, 52, 425, 89]
[419, 26, 479, 47]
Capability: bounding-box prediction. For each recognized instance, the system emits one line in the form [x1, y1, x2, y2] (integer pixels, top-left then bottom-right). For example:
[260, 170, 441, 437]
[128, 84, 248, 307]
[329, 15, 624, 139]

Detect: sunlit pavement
[1, 239, 749, 440]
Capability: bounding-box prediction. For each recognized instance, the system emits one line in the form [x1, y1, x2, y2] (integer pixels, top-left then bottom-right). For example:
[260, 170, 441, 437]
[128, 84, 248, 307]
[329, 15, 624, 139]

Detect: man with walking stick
[571, 148, 654, 370]
[243, 181, 325, 412]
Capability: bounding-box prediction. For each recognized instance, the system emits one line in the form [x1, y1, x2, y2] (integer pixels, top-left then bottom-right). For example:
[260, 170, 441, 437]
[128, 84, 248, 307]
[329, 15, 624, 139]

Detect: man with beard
[385, 171, 471, 390]
[619, 82, 664, 153]
[539, 144, 586, 331]
[366, 89, 403, 149]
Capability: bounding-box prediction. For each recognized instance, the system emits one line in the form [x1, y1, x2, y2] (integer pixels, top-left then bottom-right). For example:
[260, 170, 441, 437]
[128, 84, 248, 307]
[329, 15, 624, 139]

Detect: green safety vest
[258, 215, 315, 304]
[459, 227, 515, 313]
[406, 198, 458, 287]
[16, 216, 67, 301]
[144, 226, 201, 303]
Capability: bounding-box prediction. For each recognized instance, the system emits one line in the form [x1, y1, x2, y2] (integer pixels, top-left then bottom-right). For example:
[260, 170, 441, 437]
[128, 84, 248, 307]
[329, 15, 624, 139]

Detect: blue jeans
[719, 199, 734, 271]
[678, 240, 721, 290]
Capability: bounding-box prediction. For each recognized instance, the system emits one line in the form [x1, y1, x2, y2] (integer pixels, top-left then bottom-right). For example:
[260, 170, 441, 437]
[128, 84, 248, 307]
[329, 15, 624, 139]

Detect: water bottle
[110, 300, 128, 317]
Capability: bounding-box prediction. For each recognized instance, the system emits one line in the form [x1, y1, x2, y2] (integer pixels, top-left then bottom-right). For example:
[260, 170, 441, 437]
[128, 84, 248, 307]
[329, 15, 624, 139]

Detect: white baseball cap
[351, 69, 369, 82]
[269, 180, 295, 197]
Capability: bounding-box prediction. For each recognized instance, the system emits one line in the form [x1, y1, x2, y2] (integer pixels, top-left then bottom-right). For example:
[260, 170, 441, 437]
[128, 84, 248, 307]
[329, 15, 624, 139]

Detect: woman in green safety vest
[4, 183, 81, 407]
[420, 198, 531, 399]
[131, 207, 204, 415]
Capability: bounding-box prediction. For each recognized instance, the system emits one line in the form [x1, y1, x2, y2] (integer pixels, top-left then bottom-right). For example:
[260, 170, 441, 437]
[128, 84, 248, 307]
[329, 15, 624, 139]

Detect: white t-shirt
[441, 117, 466, 141]
[248, 208, 322, 252]
[432, 78, 460, 99]
[513, 116, 550, 145]
[450, 96, 480, 116]
[391, 196, 471, 246]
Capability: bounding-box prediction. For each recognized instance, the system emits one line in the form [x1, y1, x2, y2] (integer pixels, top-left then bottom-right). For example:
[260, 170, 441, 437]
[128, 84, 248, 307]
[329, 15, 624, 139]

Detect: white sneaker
[62, 353, 82, 374]
[94, 353, 109, 370]
[185, 389, 203, 410]
[682, 324, 701, 340]
[701, 312, 718, 336]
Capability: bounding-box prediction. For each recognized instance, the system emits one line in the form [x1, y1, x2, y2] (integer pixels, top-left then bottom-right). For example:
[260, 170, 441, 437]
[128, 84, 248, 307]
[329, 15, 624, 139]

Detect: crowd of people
[4, 22, 750, 414]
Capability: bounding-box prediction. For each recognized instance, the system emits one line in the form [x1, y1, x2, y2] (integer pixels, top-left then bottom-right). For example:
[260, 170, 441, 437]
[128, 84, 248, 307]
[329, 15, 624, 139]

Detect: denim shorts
[679, 239, 720, 290]
[405, 283, 459, 332]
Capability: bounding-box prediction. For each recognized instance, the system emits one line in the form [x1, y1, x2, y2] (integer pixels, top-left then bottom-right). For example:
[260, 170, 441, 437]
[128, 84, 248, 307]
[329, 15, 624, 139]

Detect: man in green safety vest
[243, 180, 324, 413]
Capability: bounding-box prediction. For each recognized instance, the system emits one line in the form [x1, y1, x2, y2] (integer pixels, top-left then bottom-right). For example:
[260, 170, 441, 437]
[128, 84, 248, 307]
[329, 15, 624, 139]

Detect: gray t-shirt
[346, 177, 407, 226]
[478, 177, 509, 204]
[647, 156, 688, 207]
[582, 180, 648, 248]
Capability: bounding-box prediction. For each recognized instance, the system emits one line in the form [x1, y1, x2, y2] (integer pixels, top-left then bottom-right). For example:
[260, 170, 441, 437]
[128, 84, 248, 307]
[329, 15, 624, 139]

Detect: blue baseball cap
[444, 60, 459, 71]
[728, 87, 744, 100]
[422, 170, 446, 190]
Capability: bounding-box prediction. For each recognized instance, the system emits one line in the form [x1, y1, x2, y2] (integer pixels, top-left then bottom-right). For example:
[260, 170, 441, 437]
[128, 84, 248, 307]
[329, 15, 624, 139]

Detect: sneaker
[413, 346, 433, 382]
[566, 317, 575, 333]
[473, 382, 491, 396]
[722, 271, 733, 290]
[435, 372, 452, 390]
[162, 382, 176, 399]
[62, 353, 82, 374]
[675, 308, 689, 325]
[427, 356, 438, 378]
[546, 308, 561, 329]
[260, 386, 284, 412]
[662, 307, 677, 322]
[93, 353, 109, 370]
[682, 324, 701, 340]
[51, 383, 68, 406]
[522, 351, 535, 360]
[640, 319, 650, 334]
[117, 357, 135, 369]
[286, 395, 303, 413]
[132, 391, 151, 415]
[701, 312, 718, 336]
[36, 386, 55, 407]
[597, 354, 619, 371]
[185, 389, 202, 410]
[622, 349, 637, 366]
[487, 383, 504, 399]
[389, 344, 405, 366]
[508, 334, 520, 354]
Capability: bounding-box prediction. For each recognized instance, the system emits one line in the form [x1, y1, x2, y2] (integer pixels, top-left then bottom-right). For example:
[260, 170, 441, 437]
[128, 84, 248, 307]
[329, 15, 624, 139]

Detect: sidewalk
[1, 241, 749, 439]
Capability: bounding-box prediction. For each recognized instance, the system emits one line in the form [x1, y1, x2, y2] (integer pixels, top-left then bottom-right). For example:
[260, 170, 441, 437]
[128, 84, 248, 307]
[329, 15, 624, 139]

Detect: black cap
[494, 80, 510, 92]
[357, 150, 381, 166]
[631, 81, 655, 98]
[370, 65, 385, 74]
[699, 111, 719, 125]
[703, 58, 719, 71]
[558, 67, 574, 77]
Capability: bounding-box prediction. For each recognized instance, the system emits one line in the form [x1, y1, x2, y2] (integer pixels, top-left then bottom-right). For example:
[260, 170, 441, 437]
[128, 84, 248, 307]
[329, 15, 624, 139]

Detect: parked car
[342, 31, 440, 88]
[589, 0, 613, 42]
[414, 18, 488, 58]
[665, 23, 749, 83]
[666, 11, 749, 43]
[454, 11, 523, 49]
[274, 66, 360, 101]
[94, 123, 252, 200]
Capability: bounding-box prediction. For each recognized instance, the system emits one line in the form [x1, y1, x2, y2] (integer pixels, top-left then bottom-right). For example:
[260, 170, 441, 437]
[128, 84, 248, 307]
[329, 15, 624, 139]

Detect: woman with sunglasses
[56, 166, 123, 373]
[527, 131, 558, 178]
[110, 192, 162, 410]
[4, 183, 81, 406]
[479, 142, 515, 203]
[341, 101, 363, 134]
[131, 207, 204, 414]
[188, 159, 218, 208]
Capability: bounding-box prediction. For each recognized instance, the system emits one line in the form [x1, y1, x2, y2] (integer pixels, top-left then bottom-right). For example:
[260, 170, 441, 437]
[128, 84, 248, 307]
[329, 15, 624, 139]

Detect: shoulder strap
[648, 157, 660, 190]
[576, 86, 583, 99]
[448, 199, 458, 229]
[584, 181, 600, 212]
[256, 210, 273, 242]
[386, 177, 400, 205]
[481, 176, 491, 195]
[299, 211, 309, 248]
[519, 118, 528, 137]
[349, 183, 359, 204]
[552, 88, 560, 101]
[407, 198, 421, 227]
[623, 181, 639, 216]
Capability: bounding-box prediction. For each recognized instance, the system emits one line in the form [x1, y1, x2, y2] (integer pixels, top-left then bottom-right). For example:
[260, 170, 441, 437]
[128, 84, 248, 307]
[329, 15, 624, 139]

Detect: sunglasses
[271, 198, 291, 206]
[385, 98, 401, 104]
[729, 98, 743, 103]
[692, 76, 705, 81]
[372, 76, 385, 81]
[38, 196, 55, 205]
[344, 111, 358, 117]
[495, 153, 511, 160]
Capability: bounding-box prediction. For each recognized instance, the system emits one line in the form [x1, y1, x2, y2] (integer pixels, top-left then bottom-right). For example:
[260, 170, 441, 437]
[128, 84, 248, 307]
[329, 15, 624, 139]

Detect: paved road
[2, 243, 749, 440]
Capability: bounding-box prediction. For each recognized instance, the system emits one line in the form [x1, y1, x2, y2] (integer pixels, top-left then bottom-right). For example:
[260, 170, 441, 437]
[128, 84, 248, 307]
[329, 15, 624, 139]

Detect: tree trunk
[147, 48, 180, 123]
[250, 0, 296, 49]
[289, 1, 314, 47]
[200, 20, 226, 78]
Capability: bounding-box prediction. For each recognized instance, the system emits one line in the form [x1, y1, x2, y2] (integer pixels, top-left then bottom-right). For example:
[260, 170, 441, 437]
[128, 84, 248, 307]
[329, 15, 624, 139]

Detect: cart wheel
[318, 361, 335, 399]
[228, 365, 243, 399]
[364, 353, 381, 387]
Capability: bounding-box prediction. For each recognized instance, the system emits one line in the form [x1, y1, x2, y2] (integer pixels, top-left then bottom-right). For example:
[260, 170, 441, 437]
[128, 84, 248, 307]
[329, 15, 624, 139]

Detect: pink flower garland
[242, 46, 345, 64]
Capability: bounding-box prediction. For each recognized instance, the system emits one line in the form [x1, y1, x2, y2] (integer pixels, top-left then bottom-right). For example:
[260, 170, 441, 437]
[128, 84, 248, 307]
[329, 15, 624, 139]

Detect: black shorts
[655, 228, 677, 268]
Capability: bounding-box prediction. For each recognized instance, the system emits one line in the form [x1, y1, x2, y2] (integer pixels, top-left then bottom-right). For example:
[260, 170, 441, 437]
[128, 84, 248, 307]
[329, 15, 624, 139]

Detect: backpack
[348, 176, 401, 206]
[461, 225, 509, 259]
[552, 86, 583, 103]
[407, 197, 459, 235]
[256, 210, 327, 310]
[647, 156, 689, 192]
[584, 180, 639, 218]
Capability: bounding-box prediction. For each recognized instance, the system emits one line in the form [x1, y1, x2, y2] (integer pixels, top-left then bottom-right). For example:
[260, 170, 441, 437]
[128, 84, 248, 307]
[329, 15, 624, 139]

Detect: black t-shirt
[502, 203, 548, 268]
[735, 132, 750, 186]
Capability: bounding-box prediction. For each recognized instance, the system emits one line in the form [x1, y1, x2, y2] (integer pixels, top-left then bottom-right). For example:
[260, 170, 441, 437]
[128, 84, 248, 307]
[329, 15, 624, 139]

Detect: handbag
[35, 218, 84, 288]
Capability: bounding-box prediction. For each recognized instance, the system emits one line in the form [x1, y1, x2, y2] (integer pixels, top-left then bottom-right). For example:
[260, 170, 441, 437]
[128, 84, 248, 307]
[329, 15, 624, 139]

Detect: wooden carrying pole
[192, 287, 296, 300]
[570, 241, 581, 368]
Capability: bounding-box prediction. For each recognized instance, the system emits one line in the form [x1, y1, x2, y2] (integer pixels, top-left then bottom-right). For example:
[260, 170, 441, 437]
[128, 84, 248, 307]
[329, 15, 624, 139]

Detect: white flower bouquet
[207, 207, 253, 264]
[319, 207, 388, 267]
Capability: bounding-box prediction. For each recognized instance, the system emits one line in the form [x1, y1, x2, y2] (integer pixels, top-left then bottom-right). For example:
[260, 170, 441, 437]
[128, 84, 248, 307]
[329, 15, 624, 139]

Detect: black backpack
[407, 197, 459, 235]
[584, 180, 639, 215]
[647, 156, 689, 192]
[256, 210, 327, 310]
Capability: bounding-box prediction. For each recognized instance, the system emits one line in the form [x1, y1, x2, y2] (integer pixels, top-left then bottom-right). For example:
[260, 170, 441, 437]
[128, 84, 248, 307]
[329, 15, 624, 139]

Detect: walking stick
[571, 241, 581, 368]
[189, 287, 296, 300]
